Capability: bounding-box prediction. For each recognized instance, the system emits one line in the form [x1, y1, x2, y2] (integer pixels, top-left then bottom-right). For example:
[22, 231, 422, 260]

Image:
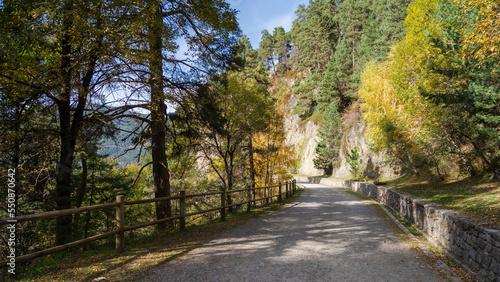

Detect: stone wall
[295, 176, 500, 281]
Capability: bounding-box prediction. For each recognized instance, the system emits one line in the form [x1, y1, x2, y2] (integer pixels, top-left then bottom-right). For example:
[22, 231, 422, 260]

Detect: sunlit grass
[387, 175, 500, 226]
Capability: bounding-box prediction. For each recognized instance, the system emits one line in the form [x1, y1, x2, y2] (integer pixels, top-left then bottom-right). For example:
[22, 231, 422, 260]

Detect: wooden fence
[0, 180, 297, 267]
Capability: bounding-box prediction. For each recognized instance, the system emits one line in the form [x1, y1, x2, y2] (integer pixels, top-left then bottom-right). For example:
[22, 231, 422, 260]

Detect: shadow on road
[144, 184, 441, 281]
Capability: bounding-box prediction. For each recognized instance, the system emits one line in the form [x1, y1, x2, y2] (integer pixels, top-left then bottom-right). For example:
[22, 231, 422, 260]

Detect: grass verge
[7, 189, 303, 282]
[386, 174, 500, 226]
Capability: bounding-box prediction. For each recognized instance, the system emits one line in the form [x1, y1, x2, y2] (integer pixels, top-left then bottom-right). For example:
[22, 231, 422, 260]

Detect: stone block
[463, 250, 470, 262]
[492, 246, 500, 261]
[490, 258, 499, 273]
[476, 251, 482, 262]
[463, 220, 471, 230]
[473, 229, 479, 237]
[479, 268, 488, 278]
[487, 271, 499, 282]
[479, 252, 491, 268]
[477, 239, 488, 250]
[486, 243, 493, 253]
[467, 235, 473, 245]
[471, 260, 480, 271]
[492, 234, 500, 248]
[479, 232, 488, 240]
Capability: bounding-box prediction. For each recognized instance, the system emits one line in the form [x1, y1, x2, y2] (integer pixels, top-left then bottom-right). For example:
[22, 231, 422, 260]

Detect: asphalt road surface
[142, 183, 449, 281]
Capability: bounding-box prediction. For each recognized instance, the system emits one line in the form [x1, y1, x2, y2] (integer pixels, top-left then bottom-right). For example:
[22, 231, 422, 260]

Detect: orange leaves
[252, 116, 297, 187]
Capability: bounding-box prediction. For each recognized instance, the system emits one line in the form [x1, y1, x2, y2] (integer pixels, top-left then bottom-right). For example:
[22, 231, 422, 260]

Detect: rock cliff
[284, 112, 400, 179]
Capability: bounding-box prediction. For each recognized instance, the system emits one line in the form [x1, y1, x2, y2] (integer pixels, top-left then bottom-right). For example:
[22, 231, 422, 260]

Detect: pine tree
[273, 27, 293, 73]
[425, 0, 500, 169]
[290, 0, 339, 117]
[291, 0, 338, 72]
[369, 0, 411, 61]
[314, 102, 342, 175]
[259, 29, 276, 70]
[329, 0, 370, 100]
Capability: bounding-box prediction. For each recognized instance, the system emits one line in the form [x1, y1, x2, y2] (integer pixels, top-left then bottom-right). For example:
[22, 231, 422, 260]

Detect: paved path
[143, 183, 447, 281]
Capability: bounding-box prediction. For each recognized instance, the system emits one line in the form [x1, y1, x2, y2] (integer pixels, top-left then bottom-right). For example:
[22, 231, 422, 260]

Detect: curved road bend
[143, 183, 448, 281]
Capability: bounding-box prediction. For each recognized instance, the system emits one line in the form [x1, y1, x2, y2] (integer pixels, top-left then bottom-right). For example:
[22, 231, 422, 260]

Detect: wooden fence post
[262, 187, 265, 206]
[221, 190, 226, 221]
[266, 186, 269, 205]
[116, 195, 125, 253]
[247, 187, 251, 213]
[279, 182, 282, 201]
[179, 191, 186, 231]
[252, 186, 256, 207]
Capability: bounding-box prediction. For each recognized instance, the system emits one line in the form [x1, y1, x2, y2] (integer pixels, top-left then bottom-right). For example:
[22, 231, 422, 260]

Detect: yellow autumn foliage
[457, 0, 500, 66]
[360, 0, 452, 160]
[252, 87, 297, 187]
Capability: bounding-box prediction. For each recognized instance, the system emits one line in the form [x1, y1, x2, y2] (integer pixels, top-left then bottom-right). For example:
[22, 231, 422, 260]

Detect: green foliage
[366, 0, 412, 61]
[72, 146, 154, 241]
[347, 146, 363, 178]
[0, 0, 241, 255]
[291, 0, 338, 72]
[255, 0, 411, 179]
[284, 0, 410, 118]
[360, 0, 499, 177]
[290, 0, 339, 116]
[423, 0, 500, 169]
[329, 0, 370, 99]
[258, 27, 292, 73]
[314, 102, 342, 175]
[195, 35, 275, 193]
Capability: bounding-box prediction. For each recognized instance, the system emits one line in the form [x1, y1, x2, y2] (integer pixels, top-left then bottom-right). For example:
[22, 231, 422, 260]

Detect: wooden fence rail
[0, 180, 297, 267]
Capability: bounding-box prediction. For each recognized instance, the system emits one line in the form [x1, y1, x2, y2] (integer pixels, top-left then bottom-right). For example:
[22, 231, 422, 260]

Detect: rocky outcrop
[284, 113, 322, 176]
[284, 113, 400, 179]
[333, 120, 400, 179]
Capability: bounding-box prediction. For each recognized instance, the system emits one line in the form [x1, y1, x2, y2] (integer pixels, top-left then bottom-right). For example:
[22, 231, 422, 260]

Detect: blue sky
[228, 0, 309, 49]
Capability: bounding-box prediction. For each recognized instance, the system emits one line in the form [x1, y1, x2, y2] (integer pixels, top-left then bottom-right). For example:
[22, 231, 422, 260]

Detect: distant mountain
[98, 115, 147, 166]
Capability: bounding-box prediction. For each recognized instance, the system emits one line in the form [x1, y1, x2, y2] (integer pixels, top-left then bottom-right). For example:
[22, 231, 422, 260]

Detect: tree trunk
[247, 135, 256, 206]
[55, 4, 76, 244]
[226, 151, 234, 212]
[352, 40, 355, 73]
[75, 154, 88, 209]
[471, 141, 493, 170]
[149, 1, 171, 229]
[73, 153, 87, 239]
[55, 103, 75, 245]
[449, 136, 474, 176]
[55, 0, 96, 244]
